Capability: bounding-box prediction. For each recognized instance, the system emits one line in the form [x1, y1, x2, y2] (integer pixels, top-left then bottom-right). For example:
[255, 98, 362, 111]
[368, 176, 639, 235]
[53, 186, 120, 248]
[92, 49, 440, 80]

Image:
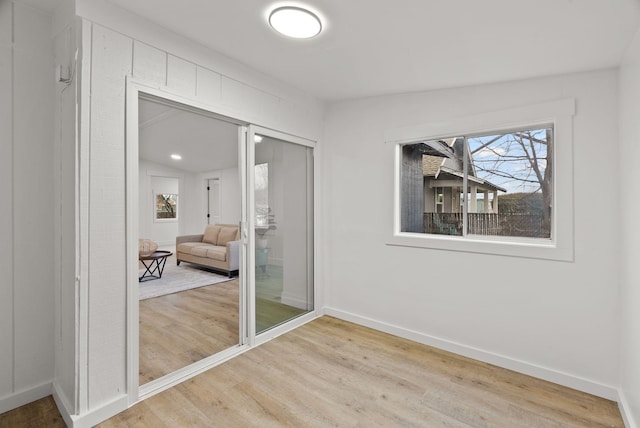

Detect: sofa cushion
[206, 246, 227, 261]
[218, 226, 238, 246]
[177, 242, 203, 253]
[190, 245, 210, 258]
[202, 224, 222, 245]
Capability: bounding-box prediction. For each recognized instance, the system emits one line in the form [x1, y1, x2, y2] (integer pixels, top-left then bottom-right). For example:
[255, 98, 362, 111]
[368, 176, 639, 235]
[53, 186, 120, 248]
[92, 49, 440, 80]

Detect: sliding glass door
[248, 127, 314, 335]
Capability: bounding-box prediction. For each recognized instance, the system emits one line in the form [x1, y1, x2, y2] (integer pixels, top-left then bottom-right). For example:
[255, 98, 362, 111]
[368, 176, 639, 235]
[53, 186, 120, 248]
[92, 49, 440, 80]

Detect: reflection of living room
[136, 98, 314, 386]
[138, 97, 242, 385]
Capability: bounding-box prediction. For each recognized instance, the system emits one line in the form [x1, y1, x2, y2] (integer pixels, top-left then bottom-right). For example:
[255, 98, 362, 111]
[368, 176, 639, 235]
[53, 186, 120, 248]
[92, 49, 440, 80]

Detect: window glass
[400, 126, 552, 240]
[468, 128, 552, 238]
[255, 163, 269, 228]
[155, 193, 178, 220]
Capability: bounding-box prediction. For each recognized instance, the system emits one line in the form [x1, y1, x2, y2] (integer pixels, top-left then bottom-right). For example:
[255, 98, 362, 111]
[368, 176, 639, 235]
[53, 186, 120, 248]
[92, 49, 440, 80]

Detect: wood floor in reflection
[139, 279, 240, 384]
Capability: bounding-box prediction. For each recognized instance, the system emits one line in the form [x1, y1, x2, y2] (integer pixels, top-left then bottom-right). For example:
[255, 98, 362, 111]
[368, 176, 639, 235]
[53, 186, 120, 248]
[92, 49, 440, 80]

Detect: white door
[207, 178, 220, 224]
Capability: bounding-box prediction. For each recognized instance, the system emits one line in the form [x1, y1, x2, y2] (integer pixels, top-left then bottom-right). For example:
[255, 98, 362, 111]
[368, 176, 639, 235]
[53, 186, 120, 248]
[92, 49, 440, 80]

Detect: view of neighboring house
[403, 129, 552, 238]
[423, 137, 506, 214]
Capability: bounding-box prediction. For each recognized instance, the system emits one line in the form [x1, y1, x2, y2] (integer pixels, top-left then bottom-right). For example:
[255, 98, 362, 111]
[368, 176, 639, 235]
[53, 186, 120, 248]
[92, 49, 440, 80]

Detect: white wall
[0, 0, 56, 414]
[618, 27, 640, 428]
[68, 1, 323, 423]
[323, 70, 621, 399]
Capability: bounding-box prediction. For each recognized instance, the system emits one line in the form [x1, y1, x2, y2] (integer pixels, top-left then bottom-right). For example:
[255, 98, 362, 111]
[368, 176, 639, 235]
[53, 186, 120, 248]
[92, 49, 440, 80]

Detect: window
[155, 193, 178, 220]
[388, 99, 574, 261]
[403, 126, 553, 239]
[254, 163, 269, 228]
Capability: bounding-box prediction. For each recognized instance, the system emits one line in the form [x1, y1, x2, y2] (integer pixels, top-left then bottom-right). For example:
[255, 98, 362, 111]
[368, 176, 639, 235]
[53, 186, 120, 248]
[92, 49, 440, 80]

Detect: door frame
[125, 78, 319, 405]
[125, 80, 251, 404]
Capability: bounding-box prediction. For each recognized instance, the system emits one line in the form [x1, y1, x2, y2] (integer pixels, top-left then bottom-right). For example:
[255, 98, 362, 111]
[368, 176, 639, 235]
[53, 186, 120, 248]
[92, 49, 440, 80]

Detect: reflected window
[155, 193, 178, 221]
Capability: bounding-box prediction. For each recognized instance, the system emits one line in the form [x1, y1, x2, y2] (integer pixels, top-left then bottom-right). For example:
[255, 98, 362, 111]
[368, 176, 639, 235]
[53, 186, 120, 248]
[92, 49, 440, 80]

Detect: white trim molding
[0, 381, 52, 415]
[386, 98, 575, 262]
[618, 388, 638, 428]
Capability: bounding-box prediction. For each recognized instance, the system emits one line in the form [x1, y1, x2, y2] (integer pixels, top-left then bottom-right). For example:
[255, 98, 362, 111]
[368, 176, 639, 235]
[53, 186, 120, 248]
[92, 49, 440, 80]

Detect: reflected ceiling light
[170, 154, 182, 160]
[254, 135, 263, 143]
[268, 6, 322, 39]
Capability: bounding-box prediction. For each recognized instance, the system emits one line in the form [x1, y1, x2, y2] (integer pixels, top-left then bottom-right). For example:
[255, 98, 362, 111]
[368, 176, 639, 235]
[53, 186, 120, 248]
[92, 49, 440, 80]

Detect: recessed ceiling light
[268, 6, 322, 39]
[171, 154, 182, 160]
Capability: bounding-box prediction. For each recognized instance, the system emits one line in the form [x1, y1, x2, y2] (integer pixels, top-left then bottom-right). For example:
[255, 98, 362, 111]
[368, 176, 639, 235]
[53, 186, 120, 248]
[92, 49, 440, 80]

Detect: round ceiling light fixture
[170, 154, 182, 160]
[268, 6, 322, 39]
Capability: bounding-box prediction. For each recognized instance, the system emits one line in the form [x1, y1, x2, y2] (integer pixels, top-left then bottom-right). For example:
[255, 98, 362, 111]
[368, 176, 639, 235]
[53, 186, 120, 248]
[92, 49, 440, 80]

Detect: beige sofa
[176, 223, 240, 277]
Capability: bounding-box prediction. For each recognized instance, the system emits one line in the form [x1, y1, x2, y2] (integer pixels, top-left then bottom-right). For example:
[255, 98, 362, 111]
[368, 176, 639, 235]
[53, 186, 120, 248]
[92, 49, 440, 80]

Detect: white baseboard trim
[65, 394, 128, 428]
[51, 383, 74, 428]
[618, 389, 638, 428]
[0, 381, 52, 415]
[324, 307, 619, 401]
[280, 292, 311, 310]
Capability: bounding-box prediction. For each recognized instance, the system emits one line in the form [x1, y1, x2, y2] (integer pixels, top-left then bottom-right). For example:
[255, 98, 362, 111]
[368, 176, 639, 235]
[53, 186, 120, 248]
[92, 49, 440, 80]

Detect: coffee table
[139, 250, 173, 282]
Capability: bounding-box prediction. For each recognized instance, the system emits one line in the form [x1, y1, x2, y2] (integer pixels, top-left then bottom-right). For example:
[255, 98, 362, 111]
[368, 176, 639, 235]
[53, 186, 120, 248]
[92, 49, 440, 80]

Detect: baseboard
[280, 292, 311, 310]
[51, 382, 74, 428]
[0, 381, 53, 415]
[64, 394, 128, 428]
[618, 389, 638, 428]
[324, 307, 619, 401]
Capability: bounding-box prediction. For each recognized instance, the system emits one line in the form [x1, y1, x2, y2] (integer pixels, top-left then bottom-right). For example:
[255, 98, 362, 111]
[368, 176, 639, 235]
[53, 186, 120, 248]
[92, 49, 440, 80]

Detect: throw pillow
[217, 226, 238, 246]
[203, 225, 222, 245]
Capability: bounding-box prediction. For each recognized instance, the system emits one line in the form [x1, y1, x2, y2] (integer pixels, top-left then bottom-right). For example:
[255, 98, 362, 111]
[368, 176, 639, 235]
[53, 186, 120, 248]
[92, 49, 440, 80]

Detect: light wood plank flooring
[0, 396, 65, 428]
[139, 279, 240, 384]
[104, 316, 622, 427]
[1, 317, 623, 427]
[139, 275, 308, 385]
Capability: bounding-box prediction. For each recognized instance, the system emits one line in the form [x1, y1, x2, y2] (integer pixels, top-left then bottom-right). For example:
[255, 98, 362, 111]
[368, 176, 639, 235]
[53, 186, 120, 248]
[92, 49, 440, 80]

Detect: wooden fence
[424, 212, 549, 238]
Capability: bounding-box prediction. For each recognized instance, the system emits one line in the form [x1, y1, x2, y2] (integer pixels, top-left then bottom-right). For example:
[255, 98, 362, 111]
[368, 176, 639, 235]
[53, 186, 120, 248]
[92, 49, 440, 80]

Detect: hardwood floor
[102, 316, 623, 427]
[0, 316, 624, 427]
[139, 279, 240, 384]
[139, 273, 309, 384]
[0, 396, 65, 428]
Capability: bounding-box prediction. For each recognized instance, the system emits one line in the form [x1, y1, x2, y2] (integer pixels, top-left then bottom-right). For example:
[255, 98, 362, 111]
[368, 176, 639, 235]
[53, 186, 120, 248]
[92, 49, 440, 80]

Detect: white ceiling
[139, 99, 239, 173]
[106, 0, 640, 101]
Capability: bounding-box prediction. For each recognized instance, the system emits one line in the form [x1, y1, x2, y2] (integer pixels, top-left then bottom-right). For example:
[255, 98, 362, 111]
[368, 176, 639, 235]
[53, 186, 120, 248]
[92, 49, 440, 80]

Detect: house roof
[423, 138, 507, 193]
[422, 155, 445, 177]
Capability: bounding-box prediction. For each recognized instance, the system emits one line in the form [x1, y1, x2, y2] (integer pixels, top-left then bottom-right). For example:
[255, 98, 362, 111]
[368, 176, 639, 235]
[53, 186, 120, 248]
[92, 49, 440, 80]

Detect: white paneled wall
[53, 13, 79, 416]
[86, 24, 131, 409]
[0, 1, 55, 413]
[0, 0, 14, 402]
[74, 9, 323, 420]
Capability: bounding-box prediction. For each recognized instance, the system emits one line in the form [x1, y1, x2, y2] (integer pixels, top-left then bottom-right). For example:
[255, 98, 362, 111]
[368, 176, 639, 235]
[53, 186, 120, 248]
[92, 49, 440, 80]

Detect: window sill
[387, 233, 573, 262]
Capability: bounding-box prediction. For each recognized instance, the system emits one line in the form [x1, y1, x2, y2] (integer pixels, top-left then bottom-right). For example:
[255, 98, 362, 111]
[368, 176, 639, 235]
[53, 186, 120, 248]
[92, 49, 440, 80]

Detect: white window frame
[386, 98, 575, 262]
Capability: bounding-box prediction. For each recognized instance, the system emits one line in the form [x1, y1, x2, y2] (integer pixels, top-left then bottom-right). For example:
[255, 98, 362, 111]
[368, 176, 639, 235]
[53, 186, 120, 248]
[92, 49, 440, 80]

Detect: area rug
[139, 256, 232, 300]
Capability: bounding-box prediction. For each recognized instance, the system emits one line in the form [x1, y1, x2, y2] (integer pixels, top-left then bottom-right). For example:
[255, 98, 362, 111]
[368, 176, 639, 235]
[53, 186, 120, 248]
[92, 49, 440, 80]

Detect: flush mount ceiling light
[268, 6, 322, 39]
[170, 154, 182, 160]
